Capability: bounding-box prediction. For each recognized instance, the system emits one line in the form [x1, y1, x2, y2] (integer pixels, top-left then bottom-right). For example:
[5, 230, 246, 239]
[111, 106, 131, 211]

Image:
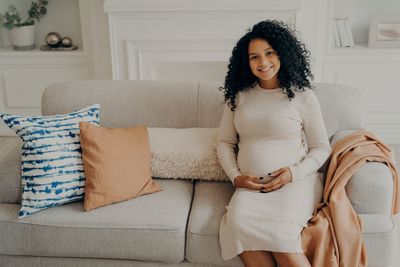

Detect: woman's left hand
[260, 167, 292, 193]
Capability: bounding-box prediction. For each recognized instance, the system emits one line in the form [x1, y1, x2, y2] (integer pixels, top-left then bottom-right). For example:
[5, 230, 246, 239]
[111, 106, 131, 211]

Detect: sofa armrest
[346, 162, 393, 215]
[0, 137, 22, 204]
[330, 130, 394, 215]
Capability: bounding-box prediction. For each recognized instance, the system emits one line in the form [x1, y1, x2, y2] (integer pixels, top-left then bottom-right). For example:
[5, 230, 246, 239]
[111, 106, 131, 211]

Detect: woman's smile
[258, 65, 273, 72]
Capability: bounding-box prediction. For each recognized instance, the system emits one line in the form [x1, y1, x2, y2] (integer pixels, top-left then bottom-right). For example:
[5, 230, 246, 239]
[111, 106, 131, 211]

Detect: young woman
[217, 20, 331, 267]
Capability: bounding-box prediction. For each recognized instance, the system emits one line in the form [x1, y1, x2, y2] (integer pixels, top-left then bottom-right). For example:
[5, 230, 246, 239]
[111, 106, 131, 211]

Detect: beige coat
[302, 129, 399, 267]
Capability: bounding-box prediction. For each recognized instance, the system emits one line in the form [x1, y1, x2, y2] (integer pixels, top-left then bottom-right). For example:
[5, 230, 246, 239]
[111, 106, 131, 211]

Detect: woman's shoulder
[293, 88, 316, 103]
[235, 86, 253, 106]
[291, 88, 320, 110]
[294, 87, 314, 97]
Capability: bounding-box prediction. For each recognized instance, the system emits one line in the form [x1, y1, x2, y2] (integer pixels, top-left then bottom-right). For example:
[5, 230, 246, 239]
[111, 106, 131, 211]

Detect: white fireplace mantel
[104, 0, 301, 13]
[104, 0, 302, 80]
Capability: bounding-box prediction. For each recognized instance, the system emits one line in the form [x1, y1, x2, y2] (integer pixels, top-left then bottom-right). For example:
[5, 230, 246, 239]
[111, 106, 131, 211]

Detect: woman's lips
[258, 66, 273, 72]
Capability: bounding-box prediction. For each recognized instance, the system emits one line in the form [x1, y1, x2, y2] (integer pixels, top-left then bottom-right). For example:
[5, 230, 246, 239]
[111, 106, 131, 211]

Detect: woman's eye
[266, 51, 275, 56]
[250, 56, 257, 60]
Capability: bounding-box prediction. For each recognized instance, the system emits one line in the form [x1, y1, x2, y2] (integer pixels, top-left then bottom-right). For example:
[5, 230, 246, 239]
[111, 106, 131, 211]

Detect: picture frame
[368, 17, 400, 48]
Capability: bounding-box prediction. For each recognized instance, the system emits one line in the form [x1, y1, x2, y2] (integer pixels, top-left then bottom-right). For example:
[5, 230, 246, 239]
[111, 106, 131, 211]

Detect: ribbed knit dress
[217, 83, 331, 260]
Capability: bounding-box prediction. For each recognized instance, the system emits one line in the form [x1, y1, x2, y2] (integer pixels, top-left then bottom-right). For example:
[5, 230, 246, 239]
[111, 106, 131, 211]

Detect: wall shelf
[315, 0, 400, 144]
[0, 0, 92, 136]
[0, 46, 85, 54]
[329, 43, 400, 54]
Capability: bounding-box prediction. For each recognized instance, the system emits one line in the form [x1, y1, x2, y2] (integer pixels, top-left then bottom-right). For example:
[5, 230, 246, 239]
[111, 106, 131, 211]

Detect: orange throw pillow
[79, 122, 162, 211]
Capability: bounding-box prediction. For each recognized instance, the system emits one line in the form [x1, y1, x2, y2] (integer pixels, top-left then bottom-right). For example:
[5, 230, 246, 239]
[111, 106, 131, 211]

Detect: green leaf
[8, 5, 17, 14]
[39, 6, 47, 15]
[5, 23, 14, 30]
[13, 16, 20, 21]
[1, 1, 48, 29]
[20, 20, 34, 26]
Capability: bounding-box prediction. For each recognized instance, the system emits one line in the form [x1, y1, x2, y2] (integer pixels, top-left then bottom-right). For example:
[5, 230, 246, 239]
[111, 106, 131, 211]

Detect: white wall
[78, 0, 112, 79]
[295, 0, 324, 78]
[101, 0, 400, 143]
[2, 0, 400, 81]
[2, 0, 400, 142]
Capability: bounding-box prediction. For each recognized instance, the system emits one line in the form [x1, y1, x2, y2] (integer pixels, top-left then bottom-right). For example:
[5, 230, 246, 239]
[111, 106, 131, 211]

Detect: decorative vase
[8, 24, 36, 50]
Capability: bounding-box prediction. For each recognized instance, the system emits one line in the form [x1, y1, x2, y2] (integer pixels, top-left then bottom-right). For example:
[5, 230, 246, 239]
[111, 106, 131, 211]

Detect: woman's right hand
[233, 175, 265, 191]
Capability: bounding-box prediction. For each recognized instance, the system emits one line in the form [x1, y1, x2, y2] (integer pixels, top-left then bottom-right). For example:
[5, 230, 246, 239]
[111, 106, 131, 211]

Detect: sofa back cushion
[0, 137, 22, 204]
[42, 80, 201, 129]
[42, 81, 364, 138]
[311, 82, 364, 138]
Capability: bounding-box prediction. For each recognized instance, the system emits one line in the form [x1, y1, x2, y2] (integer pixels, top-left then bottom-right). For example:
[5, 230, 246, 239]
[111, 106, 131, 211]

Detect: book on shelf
[343, 18, 354, 47]
[331, 19, 341, 47]
[333, 17, 354, 48]
[336, 18, 350, 47]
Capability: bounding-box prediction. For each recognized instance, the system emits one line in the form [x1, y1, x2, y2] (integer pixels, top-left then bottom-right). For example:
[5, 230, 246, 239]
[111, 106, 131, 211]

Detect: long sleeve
[289, 90, 331, 182]
[216, 103, 241, 184]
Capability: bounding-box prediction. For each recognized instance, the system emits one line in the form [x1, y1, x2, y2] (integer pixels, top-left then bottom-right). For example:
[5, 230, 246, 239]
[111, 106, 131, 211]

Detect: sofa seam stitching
[196, 82, 200, 127]
[0, 221, 186, 231]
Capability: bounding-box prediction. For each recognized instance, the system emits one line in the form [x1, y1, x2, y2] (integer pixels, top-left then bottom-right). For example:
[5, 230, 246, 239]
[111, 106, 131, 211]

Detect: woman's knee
[271, 252, 310, 267]
[239, 251, 276, 267]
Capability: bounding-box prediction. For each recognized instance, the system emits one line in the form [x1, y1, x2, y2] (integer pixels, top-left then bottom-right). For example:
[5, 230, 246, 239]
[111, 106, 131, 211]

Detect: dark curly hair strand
[220, 20, 313, 111]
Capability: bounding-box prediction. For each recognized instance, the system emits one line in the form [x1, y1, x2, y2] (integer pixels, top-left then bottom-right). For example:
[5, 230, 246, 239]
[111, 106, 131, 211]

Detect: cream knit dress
[217, 83, 331, 260]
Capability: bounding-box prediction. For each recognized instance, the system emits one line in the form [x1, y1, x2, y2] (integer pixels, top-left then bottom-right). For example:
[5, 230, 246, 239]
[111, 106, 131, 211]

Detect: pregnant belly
[237, 140, 306, 177]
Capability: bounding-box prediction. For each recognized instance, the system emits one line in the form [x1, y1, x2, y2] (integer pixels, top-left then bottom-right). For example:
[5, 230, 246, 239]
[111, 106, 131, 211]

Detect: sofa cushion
[42, 80, 200, 128]
[0, 179, 192, 263]
[346, 163, 393, 215]
[41, 81, 364, 138]
[187, 181, 398, 267]
[186, 180, 242, 266]
[0, 255, 206, 267]
[80, 123, 162, 211]
[148, 127, 228, 181]
[359, 214, 398, 267]
[311, 83, 364, 138]
[1, 104, 100, 218]
[0, 137, 22, 204]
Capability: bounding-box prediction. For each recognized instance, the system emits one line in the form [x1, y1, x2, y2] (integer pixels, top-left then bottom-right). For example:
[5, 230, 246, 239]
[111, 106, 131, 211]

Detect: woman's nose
[260, 56, 270, 65]
[259, 58, 270, 66]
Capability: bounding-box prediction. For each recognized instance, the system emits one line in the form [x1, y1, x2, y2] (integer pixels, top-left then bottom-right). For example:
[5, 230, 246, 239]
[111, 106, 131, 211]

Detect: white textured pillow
[147, 127, 229, 181]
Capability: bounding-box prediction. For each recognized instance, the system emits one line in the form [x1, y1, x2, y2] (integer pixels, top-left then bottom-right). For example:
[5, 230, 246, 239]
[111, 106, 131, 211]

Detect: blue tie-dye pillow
[0, 104, 100, 218]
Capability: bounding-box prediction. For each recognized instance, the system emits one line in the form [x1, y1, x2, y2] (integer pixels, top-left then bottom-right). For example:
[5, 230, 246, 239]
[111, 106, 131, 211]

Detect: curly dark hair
[220, 20, 313, 110]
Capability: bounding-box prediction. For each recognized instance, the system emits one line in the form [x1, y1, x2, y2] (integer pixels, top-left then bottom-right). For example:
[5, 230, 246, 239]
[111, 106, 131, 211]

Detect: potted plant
[0, 0, 49, 50]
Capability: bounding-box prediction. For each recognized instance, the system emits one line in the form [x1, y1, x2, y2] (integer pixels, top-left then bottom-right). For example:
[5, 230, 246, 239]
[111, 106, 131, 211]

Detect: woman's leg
[271, 252, 311, 267]
[239, 250, 276, 267]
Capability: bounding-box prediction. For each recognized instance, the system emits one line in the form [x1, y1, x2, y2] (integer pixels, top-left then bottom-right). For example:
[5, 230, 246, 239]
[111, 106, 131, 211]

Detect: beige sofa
[0, 80, 398, 267]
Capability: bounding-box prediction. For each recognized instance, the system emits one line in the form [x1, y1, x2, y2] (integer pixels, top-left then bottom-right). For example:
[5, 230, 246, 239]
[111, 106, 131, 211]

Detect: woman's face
[248, 38, 280, 89]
